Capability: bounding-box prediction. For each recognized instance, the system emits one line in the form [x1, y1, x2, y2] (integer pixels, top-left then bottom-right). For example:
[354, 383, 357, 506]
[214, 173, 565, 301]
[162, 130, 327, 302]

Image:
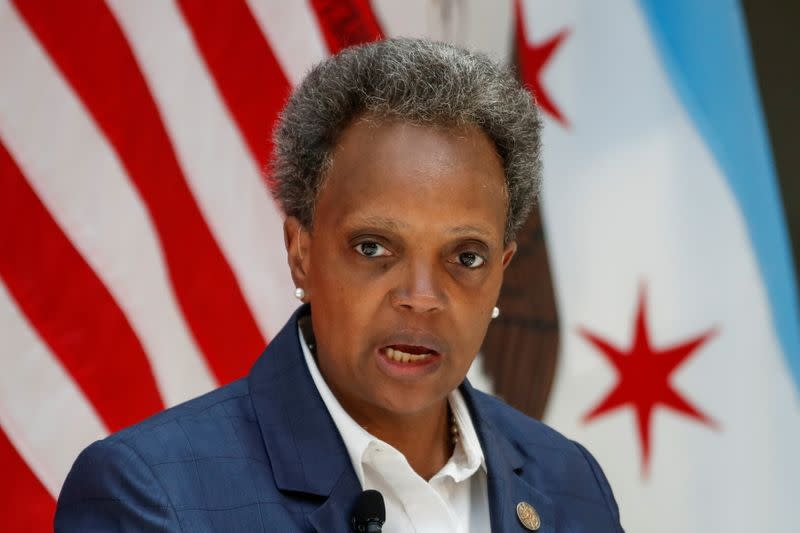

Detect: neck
[348, 398, 453, 481]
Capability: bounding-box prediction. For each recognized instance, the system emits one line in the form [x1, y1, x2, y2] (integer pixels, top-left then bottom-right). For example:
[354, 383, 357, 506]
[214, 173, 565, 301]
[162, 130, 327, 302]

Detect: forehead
[314, 117, 508, 239]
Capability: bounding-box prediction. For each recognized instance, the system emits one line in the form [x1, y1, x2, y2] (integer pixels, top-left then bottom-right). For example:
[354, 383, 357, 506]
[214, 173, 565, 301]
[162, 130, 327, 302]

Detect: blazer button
[516, 501, 541, 531]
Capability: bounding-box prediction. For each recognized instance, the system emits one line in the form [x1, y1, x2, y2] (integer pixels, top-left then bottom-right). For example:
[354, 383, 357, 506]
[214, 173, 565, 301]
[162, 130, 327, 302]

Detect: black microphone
[351, 489, 385, 533]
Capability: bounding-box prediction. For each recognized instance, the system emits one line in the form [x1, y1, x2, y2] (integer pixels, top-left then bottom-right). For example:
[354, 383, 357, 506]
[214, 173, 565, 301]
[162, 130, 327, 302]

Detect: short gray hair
[270, 38, 542, 242]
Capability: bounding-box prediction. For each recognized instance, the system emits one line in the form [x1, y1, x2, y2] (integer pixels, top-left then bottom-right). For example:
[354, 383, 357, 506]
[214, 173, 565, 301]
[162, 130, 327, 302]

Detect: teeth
[385, 347, 433, 363]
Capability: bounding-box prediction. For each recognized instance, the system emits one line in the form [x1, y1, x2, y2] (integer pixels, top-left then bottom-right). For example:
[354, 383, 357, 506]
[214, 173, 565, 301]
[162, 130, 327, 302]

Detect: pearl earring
[491, 306, 500, 319]
[294, 287, 305, 300]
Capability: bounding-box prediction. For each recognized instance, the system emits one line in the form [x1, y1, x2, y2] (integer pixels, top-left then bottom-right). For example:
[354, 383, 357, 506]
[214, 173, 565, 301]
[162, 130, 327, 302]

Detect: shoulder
[56, 435, 179, 531]
[106, 377, 256, 461]
[469, 388, 623, 530]
[56, 379, 267, 531]
[77, 376, 263, 478]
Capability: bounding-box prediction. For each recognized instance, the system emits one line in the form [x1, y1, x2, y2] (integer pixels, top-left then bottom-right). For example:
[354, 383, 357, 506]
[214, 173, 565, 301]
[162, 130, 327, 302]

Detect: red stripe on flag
[177, 0, 292, 171]
[12, 0, 265, 384]
[0, 425, 54, 532]
[0, 142, 162, 430]
[309, 0, 384, 54]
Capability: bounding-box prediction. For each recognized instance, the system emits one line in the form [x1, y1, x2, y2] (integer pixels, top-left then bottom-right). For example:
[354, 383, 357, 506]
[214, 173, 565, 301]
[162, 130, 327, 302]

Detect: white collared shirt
[300, 327, 491, 532]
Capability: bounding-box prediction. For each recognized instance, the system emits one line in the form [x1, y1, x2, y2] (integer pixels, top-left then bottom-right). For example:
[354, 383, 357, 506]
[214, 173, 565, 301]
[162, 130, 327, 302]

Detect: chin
[372, 384, 452, 417]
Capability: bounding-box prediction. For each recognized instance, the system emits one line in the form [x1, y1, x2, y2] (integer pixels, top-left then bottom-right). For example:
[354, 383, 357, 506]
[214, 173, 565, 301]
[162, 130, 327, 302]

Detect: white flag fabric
[520, 1, 800, 532]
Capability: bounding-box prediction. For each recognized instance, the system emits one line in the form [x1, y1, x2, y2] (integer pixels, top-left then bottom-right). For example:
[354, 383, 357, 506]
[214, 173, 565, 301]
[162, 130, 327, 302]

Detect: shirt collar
[299, 326, 486, 486]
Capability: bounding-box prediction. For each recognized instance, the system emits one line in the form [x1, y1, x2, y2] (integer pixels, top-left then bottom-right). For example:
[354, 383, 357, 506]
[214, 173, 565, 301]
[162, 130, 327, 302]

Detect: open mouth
[382, 344, 438, 364]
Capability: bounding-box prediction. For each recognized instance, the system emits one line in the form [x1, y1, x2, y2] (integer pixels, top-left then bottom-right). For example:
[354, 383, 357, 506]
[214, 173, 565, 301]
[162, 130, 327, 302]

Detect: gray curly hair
[270, 38, 542, 243]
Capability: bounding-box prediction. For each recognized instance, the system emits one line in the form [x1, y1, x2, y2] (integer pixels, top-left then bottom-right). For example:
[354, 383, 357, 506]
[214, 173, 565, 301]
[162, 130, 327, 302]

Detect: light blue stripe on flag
[637, 0, 800, 393]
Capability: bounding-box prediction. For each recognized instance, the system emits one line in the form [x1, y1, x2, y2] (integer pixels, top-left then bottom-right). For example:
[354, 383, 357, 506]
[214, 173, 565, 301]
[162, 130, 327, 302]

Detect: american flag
[0, 1, 387, 528]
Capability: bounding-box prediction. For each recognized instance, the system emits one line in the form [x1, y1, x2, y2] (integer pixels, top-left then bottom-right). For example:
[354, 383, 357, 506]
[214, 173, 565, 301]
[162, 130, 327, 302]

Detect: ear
[501, 240, 517, 270]
[284, 216, 312, 297]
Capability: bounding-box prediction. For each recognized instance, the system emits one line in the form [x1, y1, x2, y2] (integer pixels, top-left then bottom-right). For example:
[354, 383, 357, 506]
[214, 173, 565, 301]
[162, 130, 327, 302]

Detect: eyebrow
[446, 224, 494, 238]
[348, 215, 410, 231]
[348, 216, 495, 239]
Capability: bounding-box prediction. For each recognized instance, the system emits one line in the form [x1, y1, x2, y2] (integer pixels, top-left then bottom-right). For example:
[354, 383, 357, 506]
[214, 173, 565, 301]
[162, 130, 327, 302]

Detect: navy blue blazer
[56, 306, 623, 532]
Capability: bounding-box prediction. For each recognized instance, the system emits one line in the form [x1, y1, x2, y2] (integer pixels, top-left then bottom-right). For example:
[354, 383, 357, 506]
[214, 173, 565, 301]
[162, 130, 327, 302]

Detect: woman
[56, 39, 623, 532]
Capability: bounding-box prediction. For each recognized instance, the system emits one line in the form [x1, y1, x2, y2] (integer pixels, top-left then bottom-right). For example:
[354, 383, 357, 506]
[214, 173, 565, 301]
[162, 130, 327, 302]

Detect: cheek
[451, 272, 502, 345]
[469, 314, 492, 348]
[309, 244, 351, 300]
[453, 264, 504, 303]
[451, 303, 492, 353]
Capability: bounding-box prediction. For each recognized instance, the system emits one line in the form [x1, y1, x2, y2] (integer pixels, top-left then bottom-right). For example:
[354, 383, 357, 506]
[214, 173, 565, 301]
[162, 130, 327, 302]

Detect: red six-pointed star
[579, 288, 718, 475]
[515, 0, 570, 126]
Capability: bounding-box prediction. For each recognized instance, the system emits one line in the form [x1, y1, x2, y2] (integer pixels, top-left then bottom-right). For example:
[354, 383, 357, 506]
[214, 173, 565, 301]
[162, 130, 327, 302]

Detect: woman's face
[286, 117, 516, 422]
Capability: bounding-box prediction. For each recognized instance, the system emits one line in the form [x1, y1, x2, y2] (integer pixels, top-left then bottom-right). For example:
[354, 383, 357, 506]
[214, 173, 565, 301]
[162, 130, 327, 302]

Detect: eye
[355, 241, 389, 258]
[458, 251, 485, 269]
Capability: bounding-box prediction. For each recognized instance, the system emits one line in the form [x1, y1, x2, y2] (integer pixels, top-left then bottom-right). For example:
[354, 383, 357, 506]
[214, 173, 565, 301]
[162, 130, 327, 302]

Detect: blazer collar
[248, 305, 556, 532]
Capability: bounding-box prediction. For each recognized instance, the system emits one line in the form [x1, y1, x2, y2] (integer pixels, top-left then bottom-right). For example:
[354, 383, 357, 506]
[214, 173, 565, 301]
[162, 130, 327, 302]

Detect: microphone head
[352, 489, 385, 531]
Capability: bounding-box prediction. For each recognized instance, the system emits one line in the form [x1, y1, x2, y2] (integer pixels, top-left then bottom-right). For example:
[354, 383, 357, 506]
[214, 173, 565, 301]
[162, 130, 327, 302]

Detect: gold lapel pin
[516, 501, 541, 531]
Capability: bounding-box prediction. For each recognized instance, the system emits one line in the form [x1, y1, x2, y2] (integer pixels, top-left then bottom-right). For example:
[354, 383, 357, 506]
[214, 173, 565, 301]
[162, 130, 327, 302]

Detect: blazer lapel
[248, 304, 361, 533]
[462, 382, 557, 532]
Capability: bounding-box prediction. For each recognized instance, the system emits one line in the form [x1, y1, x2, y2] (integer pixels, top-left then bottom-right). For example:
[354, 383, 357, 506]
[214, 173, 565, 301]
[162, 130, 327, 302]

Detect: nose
[390, 258, 446, 314]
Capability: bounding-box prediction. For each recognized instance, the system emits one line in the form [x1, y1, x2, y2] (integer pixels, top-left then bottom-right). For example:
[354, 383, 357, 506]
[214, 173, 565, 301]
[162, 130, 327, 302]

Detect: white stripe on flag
[0, 281, 107, 497]
[106, 0, 298, 339]
[247, 0, 330, 84]
[0, 2, 216, 407]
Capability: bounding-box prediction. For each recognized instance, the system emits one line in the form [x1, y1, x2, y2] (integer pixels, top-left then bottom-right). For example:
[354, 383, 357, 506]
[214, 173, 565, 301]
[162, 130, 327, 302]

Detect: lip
[375, 347, 442, 380]
[378, 331, 448, 355]
[373, 331, 448, 380]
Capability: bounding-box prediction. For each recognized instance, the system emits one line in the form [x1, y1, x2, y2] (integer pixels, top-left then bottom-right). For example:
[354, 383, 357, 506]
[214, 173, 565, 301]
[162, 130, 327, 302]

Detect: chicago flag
[519, 0, 800, 532]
